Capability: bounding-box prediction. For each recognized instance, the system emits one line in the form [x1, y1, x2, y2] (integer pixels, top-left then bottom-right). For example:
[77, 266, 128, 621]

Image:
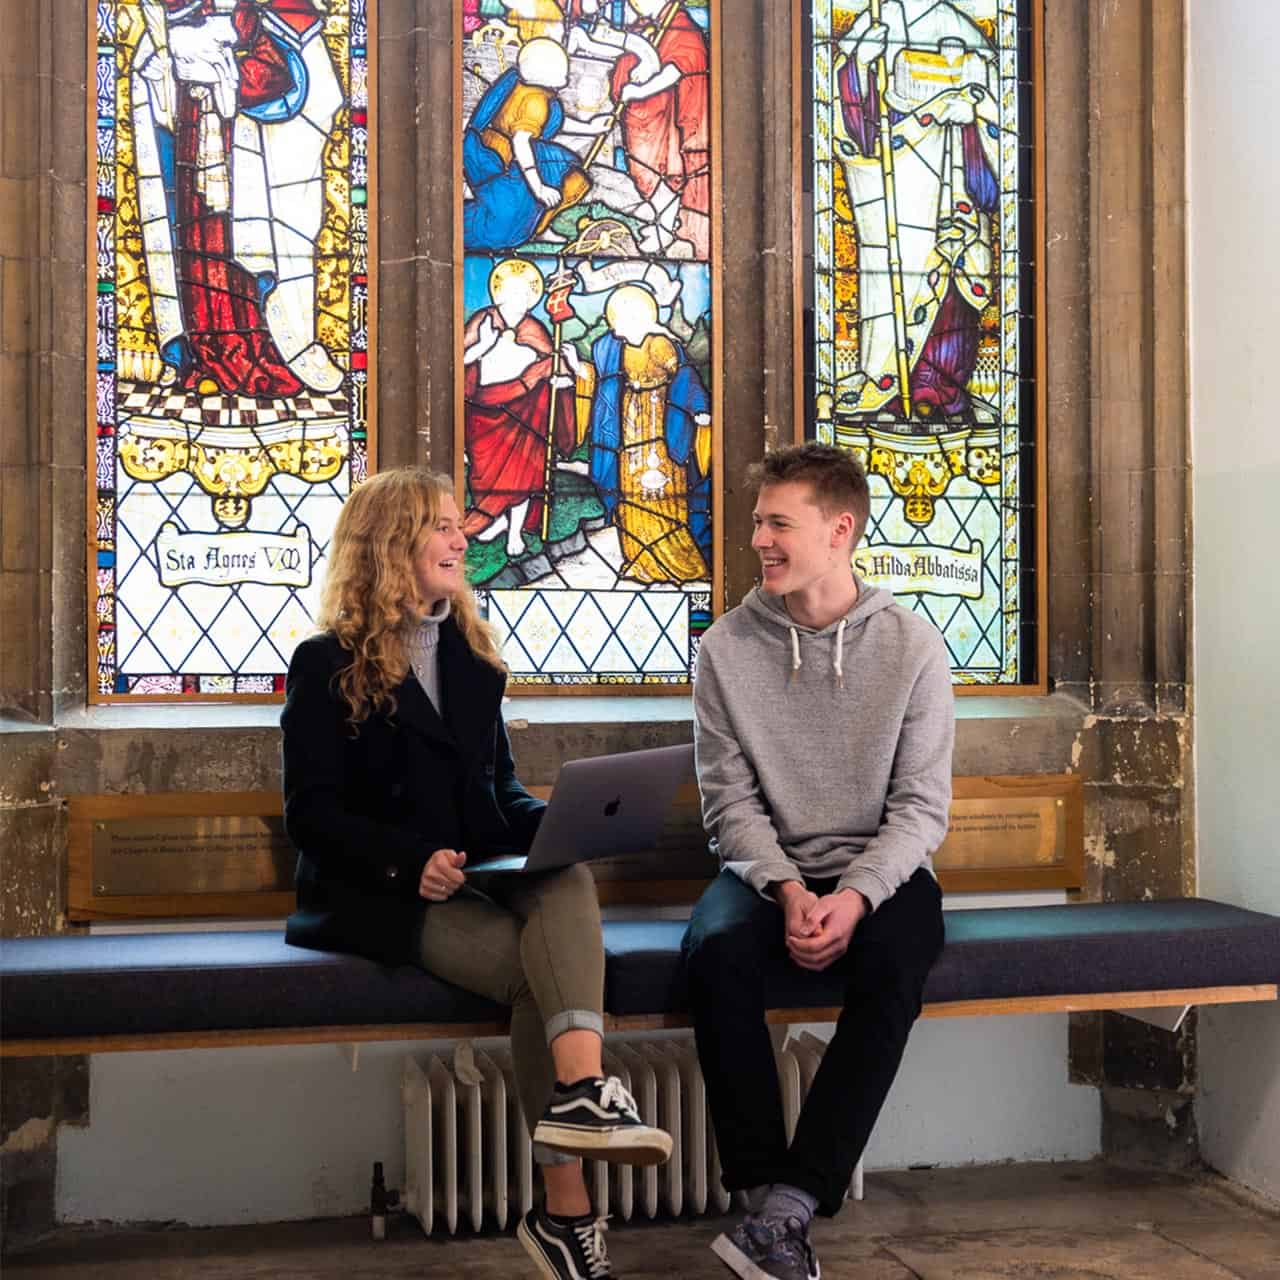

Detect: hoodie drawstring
[789, 618, 848, 688]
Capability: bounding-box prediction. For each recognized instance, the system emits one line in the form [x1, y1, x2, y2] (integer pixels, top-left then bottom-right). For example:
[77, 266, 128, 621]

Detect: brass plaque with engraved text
[936, 795, 1065, 870]
[91, 814, 294, 896]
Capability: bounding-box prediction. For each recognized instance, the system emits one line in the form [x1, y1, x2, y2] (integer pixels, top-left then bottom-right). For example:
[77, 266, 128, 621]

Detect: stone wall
[0, 0, 1194, 1246]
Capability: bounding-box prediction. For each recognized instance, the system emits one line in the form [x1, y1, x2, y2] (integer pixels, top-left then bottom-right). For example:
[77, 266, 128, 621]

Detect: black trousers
[681, 867, 944, 1215]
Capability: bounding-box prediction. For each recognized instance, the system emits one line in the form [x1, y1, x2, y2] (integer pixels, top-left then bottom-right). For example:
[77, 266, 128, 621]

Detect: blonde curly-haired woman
[282, 468, 670, 1278]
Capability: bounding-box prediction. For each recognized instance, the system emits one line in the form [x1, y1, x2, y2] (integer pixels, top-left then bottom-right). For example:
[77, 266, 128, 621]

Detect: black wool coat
[280, 622, 545, 967]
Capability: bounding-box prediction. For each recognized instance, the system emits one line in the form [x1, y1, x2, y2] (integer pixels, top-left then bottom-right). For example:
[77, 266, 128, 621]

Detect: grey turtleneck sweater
[692, 579, 955, 911]
[405, 598, 451, 711]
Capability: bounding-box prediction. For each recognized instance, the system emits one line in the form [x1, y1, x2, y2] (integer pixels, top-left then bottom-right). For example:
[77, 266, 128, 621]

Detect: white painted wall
[1188, 0, 1280, 1204]
[59, 1041, 412, 1226]
[58, 897, 1097, 1225]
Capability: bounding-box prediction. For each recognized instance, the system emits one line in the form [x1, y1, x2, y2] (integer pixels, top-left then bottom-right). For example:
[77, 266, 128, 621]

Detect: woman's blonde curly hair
[317, 468, 504, 726]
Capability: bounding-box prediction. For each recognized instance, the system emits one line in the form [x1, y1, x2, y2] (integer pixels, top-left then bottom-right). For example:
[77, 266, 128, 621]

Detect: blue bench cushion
[2, 899, 1278, 1042]
[603, 898, 1280, 1016]
[0, 931, 506, 1040]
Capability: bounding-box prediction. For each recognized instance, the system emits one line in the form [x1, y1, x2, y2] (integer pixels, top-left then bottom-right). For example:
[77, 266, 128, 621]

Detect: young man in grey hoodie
[683, 444, 953, 1280]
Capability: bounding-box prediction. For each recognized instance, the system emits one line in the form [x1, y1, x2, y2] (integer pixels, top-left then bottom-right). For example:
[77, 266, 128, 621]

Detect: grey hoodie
[692, 580, 955, 911]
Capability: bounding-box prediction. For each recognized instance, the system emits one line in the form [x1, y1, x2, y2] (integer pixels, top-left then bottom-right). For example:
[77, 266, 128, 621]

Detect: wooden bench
[2, 777, 1278, 1059]
[2, 900, 1278, 1058]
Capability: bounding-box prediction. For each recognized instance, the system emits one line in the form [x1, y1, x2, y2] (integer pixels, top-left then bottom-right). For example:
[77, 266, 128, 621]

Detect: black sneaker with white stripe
[517, 1205, 614, 1279]
[533, 1075, 673, 1165]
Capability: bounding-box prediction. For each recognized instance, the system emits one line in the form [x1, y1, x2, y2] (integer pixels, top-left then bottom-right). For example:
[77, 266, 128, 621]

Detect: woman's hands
[419, 848, 467, 902]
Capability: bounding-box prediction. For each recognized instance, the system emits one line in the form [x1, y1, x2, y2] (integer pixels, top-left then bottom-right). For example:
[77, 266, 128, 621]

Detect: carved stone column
[1088, 0, 1189, 718]
[1075, 0, 1194, 1166]
[0, 0, 55, 722]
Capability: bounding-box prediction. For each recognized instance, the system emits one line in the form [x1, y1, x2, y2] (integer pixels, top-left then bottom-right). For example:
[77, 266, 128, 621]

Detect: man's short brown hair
[746, 443, 871, 545]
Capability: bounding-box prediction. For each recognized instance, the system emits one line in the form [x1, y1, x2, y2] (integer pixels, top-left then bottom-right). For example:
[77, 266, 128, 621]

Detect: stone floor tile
[1156, 1221, 1280, 1280]
[886, 1226, 1242, 1279]
[4, 1163, 1276, 1279]
[857, 1163, 1264, 1239]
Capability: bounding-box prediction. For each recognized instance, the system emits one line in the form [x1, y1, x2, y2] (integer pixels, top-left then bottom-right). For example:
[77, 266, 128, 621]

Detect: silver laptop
[466, 743, 694, 875]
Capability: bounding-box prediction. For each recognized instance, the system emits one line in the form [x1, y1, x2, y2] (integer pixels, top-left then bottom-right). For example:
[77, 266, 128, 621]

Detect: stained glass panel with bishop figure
[802, 0, 1040, 686]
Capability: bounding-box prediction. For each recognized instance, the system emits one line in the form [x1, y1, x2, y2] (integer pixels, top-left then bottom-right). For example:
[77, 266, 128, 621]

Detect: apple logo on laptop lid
[603, 795, 622, 817]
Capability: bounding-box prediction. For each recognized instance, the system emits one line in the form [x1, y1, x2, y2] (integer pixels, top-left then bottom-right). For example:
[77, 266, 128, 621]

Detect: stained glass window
[802, 0, 1040, 685]
[458, 0, 719, 689]
[90, 0, 373, 700]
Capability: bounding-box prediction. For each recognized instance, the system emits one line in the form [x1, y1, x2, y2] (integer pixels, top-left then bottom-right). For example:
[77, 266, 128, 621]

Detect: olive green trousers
[416, 862, 605, 1165]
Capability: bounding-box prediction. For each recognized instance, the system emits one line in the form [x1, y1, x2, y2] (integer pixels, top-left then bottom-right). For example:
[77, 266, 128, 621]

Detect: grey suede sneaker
[711, 1212, 820, 1280]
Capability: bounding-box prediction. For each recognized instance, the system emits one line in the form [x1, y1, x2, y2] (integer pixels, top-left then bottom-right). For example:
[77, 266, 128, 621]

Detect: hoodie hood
[742, 577, 895, 687]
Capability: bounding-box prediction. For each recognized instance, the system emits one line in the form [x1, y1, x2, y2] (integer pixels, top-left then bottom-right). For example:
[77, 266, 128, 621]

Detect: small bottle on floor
[370, 1161, 388, 1240]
